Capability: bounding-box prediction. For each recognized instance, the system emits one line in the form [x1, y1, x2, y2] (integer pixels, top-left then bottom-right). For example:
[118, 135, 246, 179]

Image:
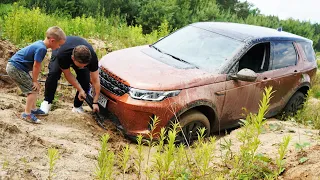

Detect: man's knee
[80, 80, 90, 93]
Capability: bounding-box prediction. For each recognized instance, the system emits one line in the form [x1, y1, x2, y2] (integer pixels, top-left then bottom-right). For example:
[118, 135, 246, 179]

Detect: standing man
[40, 36, 100, 114]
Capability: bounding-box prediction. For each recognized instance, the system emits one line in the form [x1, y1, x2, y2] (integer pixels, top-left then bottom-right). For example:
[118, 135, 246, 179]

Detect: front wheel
[281, 91, 306, 119]
[175, 110, 210, 145]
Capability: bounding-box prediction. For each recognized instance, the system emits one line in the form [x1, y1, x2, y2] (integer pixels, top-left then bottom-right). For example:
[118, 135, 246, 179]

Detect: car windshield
[153, 25, 244, 72]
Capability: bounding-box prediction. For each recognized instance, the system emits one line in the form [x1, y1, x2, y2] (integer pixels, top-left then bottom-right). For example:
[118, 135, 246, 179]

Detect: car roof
[192, 22, 312, 43]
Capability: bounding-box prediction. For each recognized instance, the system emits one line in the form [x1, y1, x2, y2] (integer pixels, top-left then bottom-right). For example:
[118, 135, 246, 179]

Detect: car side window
[298, 41, 316, 62]
[272, 41, 297, 69]
[236, 42, 270, 73]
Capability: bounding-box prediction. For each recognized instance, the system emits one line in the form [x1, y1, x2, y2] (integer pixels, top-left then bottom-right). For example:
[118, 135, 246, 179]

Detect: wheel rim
[176, 121, 207, 144]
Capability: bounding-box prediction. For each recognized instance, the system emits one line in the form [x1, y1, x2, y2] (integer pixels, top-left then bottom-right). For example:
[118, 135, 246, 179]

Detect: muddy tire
[175, 110, 210, 145]
[280, 91, 306, 119]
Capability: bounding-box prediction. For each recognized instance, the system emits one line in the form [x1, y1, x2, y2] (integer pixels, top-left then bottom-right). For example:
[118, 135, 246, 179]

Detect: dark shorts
[6, 62, 36, 95]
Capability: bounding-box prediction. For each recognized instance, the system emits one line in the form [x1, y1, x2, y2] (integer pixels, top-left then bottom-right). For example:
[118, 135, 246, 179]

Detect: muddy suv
[87, 22, 317, 142]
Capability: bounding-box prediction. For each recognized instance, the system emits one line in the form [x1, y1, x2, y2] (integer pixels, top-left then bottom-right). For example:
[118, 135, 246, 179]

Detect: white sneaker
[40, 101, 52, 114]
[72, 106, 85, 113]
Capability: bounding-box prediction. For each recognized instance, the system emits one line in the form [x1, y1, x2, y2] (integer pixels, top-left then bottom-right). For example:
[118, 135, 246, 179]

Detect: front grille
[99, 68, 130, 96]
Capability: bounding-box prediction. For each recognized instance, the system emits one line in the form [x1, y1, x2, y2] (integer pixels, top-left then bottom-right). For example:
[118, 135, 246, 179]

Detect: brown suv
[87, 22, 317, 142]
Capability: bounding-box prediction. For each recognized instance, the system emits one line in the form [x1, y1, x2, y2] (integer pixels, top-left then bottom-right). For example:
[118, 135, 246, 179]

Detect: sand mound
[0, 40, 18, 88]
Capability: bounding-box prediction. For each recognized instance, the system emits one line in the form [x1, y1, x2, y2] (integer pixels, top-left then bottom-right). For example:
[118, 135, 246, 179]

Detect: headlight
[129, 88, 181, 101]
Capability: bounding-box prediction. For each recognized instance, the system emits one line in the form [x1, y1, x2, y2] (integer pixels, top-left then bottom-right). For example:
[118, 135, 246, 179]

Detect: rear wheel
[281, 91, 306, 119]
[175, 110, 210, 145]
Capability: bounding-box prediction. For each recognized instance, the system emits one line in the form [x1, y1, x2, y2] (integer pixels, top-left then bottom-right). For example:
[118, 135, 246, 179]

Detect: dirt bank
[0, 40, 18, 88]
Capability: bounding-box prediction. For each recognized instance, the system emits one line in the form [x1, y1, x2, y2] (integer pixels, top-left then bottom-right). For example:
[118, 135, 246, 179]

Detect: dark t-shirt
[53, 36, 98, 72]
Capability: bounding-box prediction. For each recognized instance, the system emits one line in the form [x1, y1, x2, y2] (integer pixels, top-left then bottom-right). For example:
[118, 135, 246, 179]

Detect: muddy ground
[0, 40, 319, 179]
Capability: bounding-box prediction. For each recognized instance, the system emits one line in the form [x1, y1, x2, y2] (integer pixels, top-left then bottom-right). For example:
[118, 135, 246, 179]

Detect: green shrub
[95, 134, 115, 180]
[309, 70, 320, 99]
[2, 4, 167, 49]
[230, 87, 276, 179]
[294, 91, 320, 129]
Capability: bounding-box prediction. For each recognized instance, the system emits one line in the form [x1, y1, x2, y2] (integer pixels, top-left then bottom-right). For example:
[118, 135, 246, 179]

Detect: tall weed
[95, 134, 115, 180]
[311, 71, 320, 99]
[153, 125, 176, 179]
[230, 87, 279, 179]
[2, 4, 167, 49]
[89, 87, 293, 179]
[3, 4, 50, 46]
[135, 135, 143, 180]
[47, 148, 60, 180]
[119, 144, 130, 180]
[294, 90, 320, 129]
[275, 135, 291, 176]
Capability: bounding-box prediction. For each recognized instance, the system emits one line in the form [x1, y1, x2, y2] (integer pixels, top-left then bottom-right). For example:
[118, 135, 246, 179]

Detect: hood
[99, 45, 219, 90]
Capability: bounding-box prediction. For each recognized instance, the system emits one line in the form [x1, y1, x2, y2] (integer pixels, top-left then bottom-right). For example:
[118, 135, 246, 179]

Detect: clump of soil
[0, 39, 18, 88]
[281, 144, 320, 179]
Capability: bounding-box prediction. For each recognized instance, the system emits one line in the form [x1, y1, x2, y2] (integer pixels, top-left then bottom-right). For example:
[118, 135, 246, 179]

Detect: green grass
[95, 134, 114, 180]
[36, 93, 60, 110]
[312, 72, 320, 99]
[0, 4, 12, 38]
[47, 148, 60, 180]
[294, 91, 320, 130]
[92, 87, 291, 179]
[1, 3, 167, 50]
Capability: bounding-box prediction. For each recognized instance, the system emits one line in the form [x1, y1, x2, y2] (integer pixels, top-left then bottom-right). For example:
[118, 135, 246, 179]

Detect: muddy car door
[220, 42, 272, 126]
[264, 41, 302, 114]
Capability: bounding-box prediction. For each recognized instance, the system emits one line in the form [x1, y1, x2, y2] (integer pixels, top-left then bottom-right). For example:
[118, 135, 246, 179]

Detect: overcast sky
[241, 0, 319, 23]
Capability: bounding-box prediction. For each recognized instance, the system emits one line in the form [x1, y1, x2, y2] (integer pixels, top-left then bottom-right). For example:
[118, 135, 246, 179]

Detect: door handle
[215, 91, 225, 96]
[262, 77, 271, 81]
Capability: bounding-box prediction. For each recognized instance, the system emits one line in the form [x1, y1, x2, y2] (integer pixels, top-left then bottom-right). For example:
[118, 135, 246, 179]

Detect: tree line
[2, 0, 320, 51]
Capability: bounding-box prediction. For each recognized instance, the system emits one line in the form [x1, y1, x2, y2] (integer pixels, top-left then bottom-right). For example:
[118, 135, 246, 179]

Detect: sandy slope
[0, 91, 129, 179]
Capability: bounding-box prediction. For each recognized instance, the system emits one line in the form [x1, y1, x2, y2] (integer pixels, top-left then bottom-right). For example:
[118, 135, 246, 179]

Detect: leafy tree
[1, 0, 320, 50]
[136, 0, 175, 33]
[216, 0, 259, 19]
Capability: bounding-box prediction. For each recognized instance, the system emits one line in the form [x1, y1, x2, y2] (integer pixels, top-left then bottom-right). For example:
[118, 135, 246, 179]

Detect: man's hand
[32, 81, 40, 91]
[78, 89, 87, 101]
[92, 104, 100, 112]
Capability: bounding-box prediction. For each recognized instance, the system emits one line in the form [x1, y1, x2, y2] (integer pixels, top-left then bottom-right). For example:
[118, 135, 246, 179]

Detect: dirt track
[0, 91, 130, 179]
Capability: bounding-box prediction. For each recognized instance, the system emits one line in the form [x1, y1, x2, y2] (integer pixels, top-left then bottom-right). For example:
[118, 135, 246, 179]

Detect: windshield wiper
[150, 45, 162, 53]
[163, 52, 199, 69]
[150, 45, 199, 69]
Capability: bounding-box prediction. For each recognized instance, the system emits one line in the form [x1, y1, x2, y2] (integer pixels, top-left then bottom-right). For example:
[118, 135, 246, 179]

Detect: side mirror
[229, 68, 257, 82]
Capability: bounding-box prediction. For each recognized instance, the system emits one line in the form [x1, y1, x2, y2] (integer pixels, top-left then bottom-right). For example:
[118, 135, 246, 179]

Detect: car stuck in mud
[87, 22, 317, 143]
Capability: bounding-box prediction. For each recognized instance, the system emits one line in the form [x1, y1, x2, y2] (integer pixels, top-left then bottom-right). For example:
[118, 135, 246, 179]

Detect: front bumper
[86, 89, 179, 137]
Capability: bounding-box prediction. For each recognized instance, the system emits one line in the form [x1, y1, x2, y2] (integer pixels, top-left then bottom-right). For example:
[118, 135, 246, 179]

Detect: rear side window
[299, 41, 316, 62]
[272, 41, 297, 69]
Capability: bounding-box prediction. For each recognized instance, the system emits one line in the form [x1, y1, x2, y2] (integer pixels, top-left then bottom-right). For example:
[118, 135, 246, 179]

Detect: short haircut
[46, 26, 66, 41]
[72, 45, 92, 64]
